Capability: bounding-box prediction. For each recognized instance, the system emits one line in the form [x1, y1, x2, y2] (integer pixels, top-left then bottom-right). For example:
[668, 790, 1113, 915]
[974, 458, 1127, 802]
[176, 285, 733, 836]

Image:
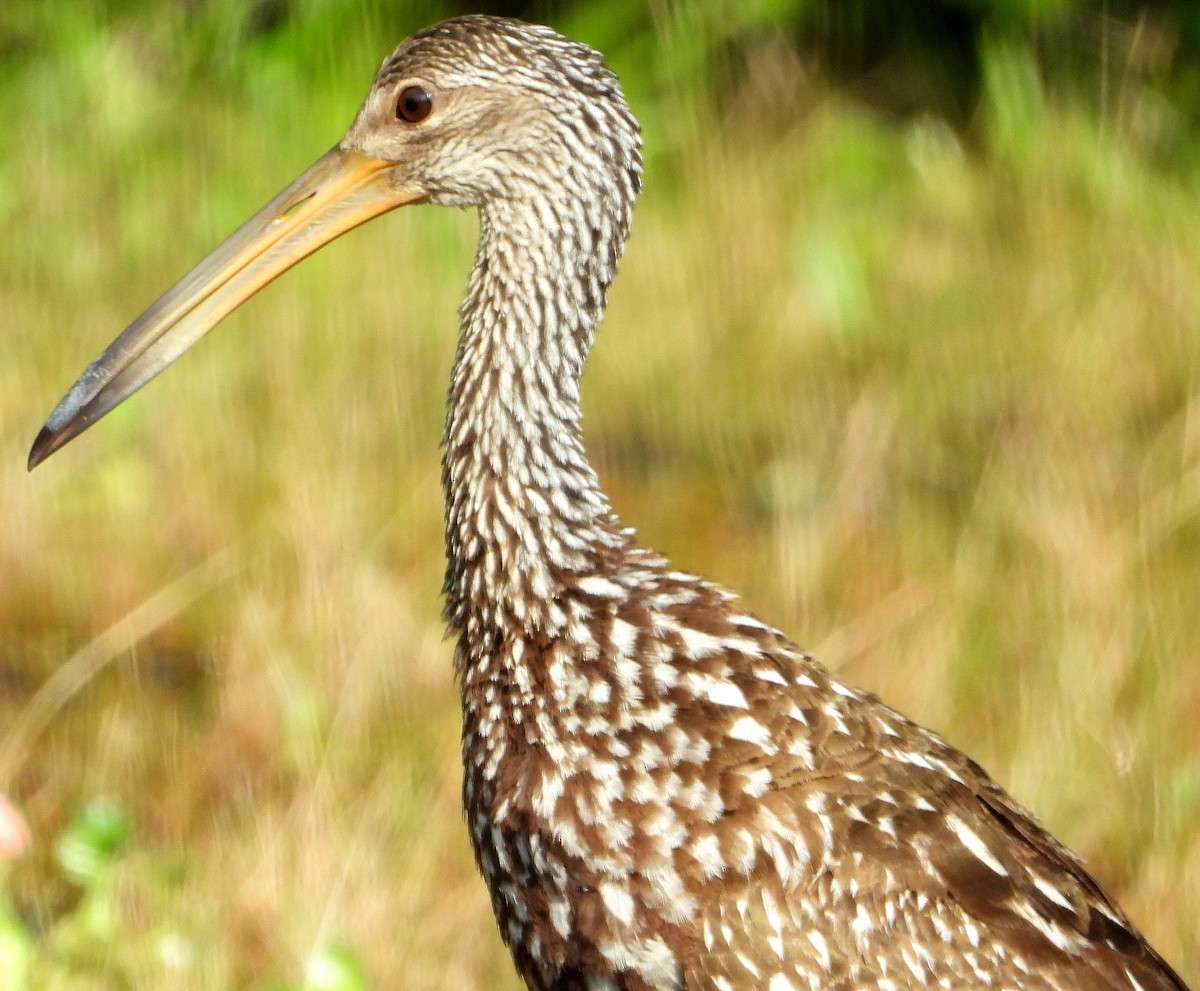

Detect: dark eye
[396, 86, 432, 124]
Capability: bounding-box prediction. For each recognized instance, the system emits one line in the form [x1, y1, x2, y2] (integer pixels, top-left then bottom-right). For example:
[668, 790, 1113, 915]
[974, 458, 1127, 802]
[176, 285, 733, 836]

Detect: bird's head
[346, 17, 641, 209]
[28, 16, 641, 469]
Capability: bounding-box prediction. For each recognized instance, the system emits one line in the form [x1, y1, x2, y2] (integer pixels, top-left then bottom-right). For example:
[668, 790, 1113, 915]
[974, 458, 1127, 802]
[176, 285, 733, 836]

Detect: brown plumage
[30, 15, 1190, 991]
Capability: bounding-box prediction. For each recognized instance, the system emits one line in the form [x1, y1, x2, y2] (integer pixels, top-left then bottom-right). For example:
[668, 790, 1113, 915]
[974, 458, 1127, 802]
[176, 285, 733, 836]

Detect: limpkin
[29, 16, 1190, 991]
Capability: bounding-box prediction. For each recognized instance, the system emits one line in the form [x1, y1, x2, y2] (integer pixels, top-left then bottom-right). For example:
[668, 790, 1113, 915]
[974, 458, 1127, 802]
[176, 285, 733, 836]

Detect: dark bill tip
[28, 424, 65, 471]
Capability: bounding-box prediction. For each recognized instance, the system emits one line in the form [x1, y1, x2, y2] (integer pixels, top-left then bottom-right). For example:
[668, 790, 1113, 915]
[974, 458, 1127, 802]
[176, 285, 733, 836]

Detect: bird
[28, 15, 1190, 991]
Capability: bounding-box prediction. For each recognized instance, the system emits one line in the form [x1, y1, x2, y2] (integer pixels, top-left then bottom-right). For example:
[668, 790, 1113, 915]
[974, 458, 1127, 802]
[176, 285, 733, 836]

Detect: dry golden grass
[1, 17, 1197, 990]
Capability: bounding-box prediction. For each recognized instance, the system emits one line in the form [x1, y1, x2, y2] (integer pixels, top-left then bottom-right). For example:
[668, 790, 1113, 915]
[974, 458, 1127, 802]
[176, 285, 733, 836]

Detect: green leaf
[305, 944, 367, 991]
[56, 798, 132, 887]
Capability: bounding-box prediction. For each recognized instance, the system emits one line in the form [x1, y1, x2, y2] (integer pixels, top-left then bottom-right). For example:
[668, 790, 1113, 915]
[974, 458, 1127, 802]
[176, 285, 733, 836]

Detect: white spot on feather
[743, 766, 772, 797]
[728, 715, 773, 748]
[730, 829, 757, 873]
[947, 814, 1008, 876]
[577, 574, 623, 597]
[806, 931, 831, 969]
[852, 902, 873, 940]
[876, 716, 901, 737]
[549, 897, 571, 937]
[1126, 968, 1148, 991]
[732, 613, 771, 632]
[690, 833, 725, 879]
[614, 656, 641, 690]
[609, 617, 638, 656]
[599, 881, 636, 927]
[762, 888, 783, 934]
[652, 662, 679, 689]
[680, 626, 724, 658]
[900, 946, 927, 983]
[735, 950, 761, 977]
[597, 935, 678, 987]
[1031, 873, 1075, 911]
[533, 772, 566, 818]
[1010, 898, 1078, 952]
[688, 674, 748, 709]
[897, 751, 936, 771]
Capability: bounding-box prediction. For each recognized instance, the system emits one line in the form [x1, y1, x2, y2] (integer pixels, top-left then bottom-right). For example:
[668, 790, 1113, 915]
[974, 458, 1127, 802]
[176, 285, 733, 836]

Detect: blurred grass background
[1, 0, 1199, 987]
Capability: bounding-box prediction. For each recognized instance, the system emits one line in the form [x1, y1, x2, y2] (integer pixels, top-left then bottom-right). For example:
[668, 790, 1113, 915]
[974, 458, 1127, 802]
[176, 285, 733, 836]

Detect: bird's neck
[441, 195, 632, 637]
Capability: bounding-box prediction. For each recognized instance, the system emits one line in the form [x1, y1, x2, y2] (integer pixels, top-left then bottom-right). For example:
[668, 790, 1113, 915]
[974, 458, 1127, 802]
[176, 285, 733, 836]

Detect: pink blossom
[0, 795, 29, 860]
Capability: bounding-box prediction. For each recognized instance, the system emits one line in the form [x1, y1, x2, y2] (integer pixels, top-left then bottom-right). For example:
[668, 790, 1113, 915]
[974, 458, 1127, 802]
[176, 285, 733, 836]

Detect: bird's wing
[679, 666, 1189, 991]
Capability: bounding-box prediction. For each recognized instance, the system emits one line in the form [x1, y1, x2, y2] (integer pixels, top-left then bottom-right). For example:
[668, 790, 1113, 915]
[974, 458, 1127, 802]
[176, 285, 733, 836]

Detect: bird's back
[458, 546, 1189, 991]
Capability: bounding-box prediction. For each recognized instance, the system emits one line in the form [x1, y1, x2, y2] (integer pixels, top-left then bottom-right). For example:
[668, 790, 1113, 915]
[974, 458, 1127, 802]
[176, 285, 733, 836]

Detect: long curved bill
[28, 147, 423, 470]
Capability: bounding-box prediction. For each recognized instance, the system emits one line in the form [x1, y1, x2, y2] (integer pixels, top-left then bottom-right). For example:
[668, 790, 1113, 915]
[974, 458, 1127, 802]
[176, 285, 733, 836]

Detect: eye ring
[396, 85, 433, 124]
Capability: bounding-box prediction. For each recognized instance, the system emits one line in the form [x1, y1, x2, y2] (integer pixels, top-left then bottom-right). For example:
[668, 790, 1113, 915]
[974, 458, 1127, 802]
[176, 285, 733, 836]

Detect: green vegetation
[1, 1, 1198, 987]
[1, 796, 365, 989]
